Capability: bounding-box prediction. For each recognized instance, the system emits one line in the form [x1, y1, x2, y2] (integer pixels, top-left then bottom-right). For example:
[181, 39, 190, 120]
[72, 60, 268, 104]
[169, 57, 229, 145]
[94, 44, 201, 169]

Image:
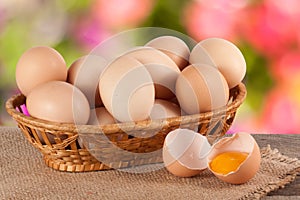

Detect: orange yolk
[210, 152, 249, 175]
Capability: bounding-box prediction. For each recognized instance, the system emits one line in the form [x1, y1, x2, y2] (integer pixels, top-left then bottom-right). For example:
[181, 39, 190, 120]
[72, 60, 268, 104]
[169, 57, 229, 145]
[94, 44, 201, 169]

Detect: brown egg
[99, 56, 155, 122]
[189, 38, 246, 88]
[163, 128, 212, 177]
[67, 55, 107, 108]
[207, 132, 261, 184]
[145, 36, 190, 70]
[123, 47, 180, 99]
[150, 99, 181, 120]
[26, 81, 90, 124]
[16, 46, 67, 96]
[175, 64, 229, 114]
[87, 107, 115, 125]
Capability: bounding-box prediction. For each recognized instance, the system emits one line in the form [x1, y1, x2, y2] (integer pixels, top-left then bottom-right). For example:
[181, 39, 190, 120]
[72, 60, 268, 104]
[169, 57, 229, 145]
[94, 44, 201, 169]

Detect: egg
[175, 64, 229, 114]
[145, 36, 190, 70]
[67, 55, 108, 108]
[87, 107, 115, 125]
[207, 132, 261, 184]
[123, 46, 180, 99]
[150, 99, 181, 120]
[189, 38, 246, 88]
[163, 128, 212, 177]
[99, 56, 154, 122]
[26, 81, 90, 124]
[16, 46, 67, 96]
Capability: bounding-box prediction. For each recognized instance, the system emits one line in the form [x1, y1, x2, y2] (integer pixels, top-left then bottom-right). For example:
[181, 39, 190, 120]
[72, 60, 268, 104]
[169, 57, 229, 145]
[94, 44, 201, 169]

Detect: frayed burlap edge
[240, 145, 300, 200]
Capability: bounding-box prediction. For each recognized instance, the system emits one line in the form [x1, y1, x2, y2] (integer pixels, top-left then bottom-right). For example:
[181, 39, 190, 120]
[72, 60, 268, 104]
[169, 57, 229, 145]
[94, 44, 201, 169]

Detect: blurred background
[0, 0, 300, 133]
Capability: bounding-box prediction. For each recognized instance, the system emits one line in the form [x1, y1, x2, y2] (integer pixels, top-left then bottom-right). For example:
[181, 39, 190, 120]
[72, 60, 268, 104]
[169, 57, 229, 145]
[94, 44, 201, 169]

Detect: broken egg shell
[207, 132, 261, 184]
[163, 129, 211, 177]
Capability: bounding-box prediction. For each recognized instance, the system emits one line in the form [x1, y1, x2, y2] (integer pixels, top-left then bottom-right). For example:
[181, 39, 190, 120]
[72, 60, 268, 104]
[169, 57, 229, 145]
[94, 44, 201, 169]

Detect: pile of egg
[15, 36, 260, 184]
[15, 36, 246, 125]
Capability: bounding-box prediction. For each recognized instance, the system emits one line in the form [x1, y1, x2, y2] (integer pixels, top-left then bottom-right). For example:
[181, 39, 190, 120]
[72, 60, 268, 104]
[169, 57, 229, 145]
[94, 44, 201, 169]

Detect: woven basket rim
[6, 83, 246, 134]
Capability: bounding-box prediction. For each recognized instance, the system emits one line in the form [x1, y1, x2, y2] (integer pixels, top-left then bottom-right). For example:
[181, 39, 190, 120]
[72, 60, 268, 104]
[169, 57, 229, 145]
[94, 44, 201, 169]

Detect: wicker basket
[6, 83, 246, 172]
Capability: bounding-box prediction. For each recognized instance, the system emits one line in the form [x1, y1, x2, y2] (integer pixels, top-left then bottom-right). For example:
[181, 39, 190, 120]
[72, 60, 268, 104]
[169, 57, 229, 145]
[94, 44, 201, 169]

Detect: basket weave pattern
[6, 83, 246, 172]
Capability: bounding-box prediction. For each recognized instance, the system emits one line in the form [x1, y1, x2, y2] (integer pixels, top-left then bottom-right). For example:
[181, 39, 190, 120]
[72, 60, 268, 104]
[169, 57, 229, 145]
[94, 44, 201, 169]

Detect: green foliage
[54, 39, 85, 67]
[0, 21, 29, 87]
[57, 1, 91, 13]
[143, 0, 189, 33]
[240, 43, 274, 111]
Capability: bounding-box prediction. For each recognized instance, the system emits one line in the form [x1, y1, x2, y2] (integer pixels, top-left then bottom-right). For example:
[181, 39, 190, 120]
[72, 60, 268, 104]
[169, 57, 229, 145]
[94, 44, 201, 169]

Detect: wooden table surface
[0, 127, 299, 199]
[252, 134, 300, 199]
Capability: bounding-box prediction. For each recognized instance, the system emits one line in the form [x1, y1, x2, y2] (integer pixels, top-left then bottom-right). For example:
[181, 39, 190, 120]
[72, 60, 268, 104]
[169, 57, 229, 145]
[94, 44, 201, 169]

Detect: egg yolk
[210, 152, 249, 175]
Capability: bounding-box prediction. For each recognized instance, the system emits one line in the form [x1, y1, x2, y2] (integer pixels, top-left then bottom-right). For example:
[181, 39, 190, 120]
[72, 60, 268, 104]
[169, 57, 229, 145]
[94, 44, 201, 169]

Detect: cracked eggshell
[207, 132, 261, 184]
[189, 38, 246, 88]
[163, 129, 211, 177]
[123, 46, 180, 99]
[145, 36, 190, 70]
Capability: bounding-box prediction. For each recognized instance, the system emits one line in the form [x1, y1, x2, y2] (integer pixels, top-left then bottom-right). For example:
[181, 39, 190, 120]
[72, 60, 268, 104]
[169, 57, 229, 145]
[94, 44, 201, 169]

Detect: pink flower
[227, 103, 261, 134]
[240, 1, 300, 57]
[183, 0, 248, 42]
[92, 0, 154, 29]
[72, 17, 111, 51]
[259, 86, 300, 134]
[271, 51, 300, 83]
[265, 0, 300, 25]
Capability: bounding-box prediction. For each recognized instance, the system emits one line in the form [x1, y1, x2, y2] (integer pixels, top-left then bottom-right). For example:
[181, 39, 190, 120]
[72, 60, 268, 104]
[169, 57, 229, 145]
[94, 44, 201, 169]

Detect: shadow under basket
[6, 83, 246, 172]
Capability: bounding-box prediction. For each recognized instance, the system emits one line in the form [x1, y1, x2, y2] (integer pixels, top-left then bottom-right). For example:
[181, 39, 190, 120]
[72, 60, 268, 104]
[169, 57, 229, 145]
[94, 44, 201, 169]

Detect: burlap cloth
[0, 127, 299, 200]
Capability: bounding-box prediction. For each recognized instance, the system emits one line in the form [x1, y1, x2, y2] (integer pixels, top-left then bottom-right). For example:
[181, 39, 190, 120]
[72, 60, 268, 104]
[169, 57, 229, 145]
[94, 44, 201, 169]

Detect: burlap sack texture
[0, 127, 299, 200]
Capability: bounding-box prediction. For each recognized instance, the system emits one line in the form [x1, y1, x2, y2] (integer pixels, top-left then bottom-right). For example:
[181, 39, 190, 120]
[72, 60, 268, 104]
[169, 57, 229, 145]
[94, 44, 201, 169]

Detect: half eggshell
[163, 129, 211, 177]
[207, 132, 261, 184]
